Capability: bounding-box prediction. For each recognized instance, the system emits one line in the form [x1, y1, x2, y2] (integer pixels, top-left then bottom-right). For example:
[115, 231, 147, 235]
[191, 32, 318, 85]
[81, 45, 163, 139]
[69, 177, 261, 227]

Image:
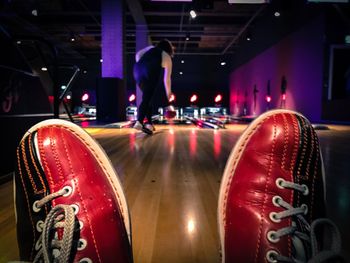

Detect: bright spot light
[100, 59, 103, 63]
[41, 67, 48, 71]
[190, 10, 197, 19]
[187, 219, 195, 234]
[82, 93, 89, 102]
[169, 94, 175, 102]
[266, 95, 271, 103]
[282, 94, 286, 101]
[274, 11, 280, 17]
[129, 94, 136, 102]
[66, 95, 71, 100]
[179, 71, 183, 75]
[61, 85, 67, 90]
[181, 60, 185, 64]
[220, 62, 226, 66]
[190, 94, 197, 103]
[215, 94, 222, 103]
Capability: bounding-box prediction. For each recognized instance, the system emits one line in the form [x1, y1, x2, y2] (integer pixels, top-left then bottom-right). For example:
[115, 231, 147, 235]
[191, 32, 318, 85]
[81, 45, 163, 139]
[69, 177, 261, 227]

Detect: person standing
[133, 39, 174, 135]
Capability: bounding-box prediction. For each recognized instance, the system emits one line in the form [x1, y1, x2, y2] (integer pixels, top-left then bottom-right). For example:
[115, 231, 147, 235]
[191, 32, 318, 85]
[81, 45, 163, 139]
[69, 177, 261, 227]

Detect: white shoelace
[32, 188, 76, 263]
[266, 179, 343, 263]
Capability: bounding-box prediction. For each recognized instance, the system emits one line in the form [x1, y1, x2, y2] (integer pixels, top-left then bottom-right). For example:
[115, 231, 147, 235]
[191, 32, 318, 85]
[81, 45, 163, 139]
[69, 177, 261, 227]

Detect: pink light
[215, 94, 222, 103]
[282, 94, 286, 101]
[81, 93, 89, 102]
[190, 94, 197, 103]
[129, 94, 136, 102]
[266, 95, 271, 103]
[169, 94, 175, 102]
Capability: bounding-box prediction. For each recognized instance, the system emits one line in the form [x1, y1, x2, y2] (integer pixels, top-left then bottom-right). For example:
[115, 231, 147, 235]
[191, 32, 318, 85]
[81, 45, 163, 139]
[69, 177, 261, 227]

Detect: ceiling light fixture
[274, 11, 280, 17]
[41, 67, 48, 71]
[220, 62, 226, 66]
[181, 60, 185, 64]
[190, 10, 197, 19]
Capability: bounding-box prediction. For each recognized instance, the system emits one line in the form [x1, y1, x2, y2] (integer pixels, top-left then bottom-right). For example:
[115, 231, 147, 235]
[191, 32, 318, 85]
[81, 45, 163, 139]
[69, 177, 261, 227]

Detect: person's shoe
[15, 119, 133, 262]
[133, 121, 142, 130]
[141, 124, 153, 135]
[144, 123, 156, 132]
[218, 109, 342, 262]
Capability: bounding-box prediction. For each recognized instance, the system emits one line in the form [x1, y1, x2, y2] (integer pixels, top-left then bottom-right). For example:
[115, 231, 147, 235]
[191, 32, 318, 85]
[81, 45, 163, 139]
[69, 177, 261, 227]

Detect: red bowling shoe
[218, 110, 337, 262]
[15, 119, 132, 262]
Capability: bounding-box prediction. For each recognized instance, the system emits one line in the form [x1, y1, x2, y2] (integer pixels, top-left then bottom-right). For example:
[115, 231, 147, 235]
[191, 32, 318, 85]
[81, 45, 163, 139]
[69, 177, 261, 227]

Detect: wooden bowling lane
[1, 124, 350, 262]
[92, 125, 243, 263]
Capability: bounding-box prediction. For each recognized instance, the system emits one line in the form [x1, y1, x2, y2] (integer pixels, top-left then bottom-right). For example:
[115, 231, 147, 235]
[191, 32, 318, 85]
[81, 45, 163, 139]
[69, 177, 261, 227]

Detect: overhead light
[228, 0, 269, 3]
[186, 37, 190, 41]
[70, 37, 75, 42]
[16, 40, 21, 44]
[41, 67, 48, 71]
[247, 37, 251, 41]
[220, 62, 226, 66]
[190, 10, 197, 19]
[100, 59, 103, 63]
[61, 85, 67, 90]
[66, 95, 72, 100]
[274, 11, 280, 17]
[179, 71, 183, 75]
[83, 70, 87, 74]
[181, 60, 185, 64]
[31, 9, 38, 16]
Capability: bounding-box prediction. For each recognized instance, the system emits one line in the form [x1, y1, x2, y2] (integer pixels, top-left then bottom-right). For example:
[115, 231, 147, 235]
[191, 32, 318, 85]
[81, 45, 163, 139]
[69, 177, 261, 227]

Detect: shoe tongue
[291, 220, 308, 262]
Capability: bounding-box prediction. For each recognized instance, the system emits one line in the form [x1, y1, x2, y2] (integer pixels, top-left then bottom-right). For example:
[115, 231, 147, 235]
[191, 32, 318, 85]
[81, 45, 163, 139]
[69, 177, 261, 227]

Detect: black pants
[137, 81, 156, 124]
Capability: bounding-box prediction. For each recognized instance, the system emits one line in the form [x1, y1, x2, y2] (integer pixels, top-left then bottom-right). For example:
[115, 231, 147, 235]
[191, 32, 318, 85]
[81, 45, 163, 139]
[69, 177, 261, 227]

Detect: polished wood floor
[1, 124, 349, 262]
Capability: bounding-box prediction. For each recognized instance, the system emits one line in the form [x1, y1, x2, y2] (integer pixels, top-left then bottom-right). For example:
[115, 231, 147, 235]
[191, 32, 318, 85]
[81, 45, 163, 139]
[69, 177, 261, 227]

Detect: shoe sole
[14, 119, 132, 245]
[217, 109, 326, 263]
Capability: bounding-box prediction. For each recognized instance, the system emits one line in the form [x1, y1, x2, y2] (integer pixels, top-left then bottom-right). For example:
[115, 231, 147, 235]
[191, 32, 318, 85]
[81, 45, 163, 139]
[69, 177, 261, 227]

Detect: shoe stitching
[38, 129, 55, 188]
[297, 117, 308, 180]
[254, 115, 277, 263]
[310, 134, 319, 221]
[21, 137, 38, 193]
[28, 133, 46, 194]
[61, 127, 102, 263]
[50, 127, 65, 184]
[281, 114, 289, 171]
[222, 115, 271, 227]
[17, 144, 36, 260]
[305, 122, 315, 180]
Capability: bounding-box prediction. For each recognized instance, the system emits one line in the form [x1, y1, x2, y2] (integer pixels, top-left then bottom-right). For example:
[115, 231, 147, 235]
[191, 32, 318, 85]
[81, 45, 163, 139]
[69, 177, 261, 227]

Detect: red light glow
[129, 94, 136, 102]
[215, 94, 222, 103]
[266, 95, 271, 103]
[190, 94, 197, 103]
[82, 93, 89, 102]
[169, 94, 175, 102]
[282, 94, 286, 101]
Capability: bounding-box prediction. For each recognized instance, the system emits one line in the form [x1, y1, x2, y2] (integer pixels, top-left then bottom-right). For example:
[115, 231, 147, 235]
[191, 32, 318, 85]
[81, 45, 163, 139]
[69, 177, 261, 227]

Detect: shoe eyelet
[52, 248, 61, 258]
[71, 204, 79, 215]
[301, 184, 309, 196]
[79, 221, 84, 230]
[77, 238, 87, 251]
[267, 230, 280, 243]
[301, 204, 308, 215]
[33, 200, 41, 212]
[272, 196, 282, 207]
[275, 178, 285, 189]
[266, 250, 279, 263]
[62, 185, 73, 197]
[269, 212, 281, 223]
[36, 220, 44, 232]
[79, 258, 92, 263]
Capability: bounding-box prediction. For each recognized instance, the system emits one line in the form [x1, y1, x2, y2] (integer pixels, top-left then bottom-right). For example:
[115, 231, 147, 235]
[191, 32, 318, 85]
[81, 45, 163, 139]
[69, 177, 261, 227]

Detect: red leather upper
[223, 112, 324, 262]
[37, 125, 132, 263]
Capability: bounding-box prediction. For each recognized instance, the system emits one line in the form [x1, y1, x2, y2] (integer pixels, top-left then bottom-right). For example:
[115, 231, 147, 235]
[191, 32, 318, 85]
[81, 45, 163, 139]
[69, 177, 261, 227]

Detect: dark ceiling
[0, 0, 267, 59]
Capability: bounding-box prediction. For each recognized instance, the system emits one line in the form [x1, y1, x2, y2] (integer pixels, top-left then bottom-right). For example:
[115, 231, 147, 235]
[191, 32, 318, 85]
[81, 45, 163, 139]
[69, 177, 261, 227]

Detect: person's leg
[137, 82, 153, 124]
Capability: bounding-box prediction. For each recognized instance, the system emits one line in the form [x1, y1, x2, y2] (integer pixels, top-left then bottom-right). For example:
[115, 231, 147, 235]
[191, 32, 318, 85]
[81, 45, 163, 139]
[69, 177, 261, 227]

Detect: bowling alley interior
[1, 0, 350, 262]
